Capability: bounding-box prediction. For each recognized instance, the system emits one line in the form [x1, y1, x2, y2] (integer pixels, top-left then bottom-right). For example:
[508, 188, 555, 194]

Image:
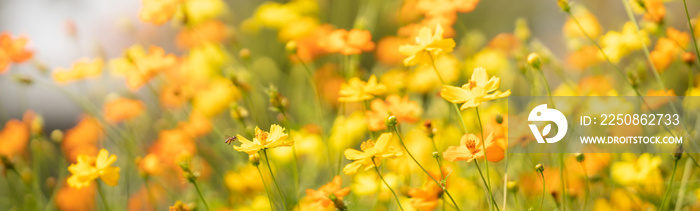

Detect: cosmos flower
[343, 133, 403, 175]
[398, 24, 456, 66]
[443, 132, 504, 163]
[0, 33, 33, 73]
[67, 149, 120, 189]
[338, 75, 386, 102]
[305, 175, 351, 209]
[440, 67, 511, 110]
[233, 124, 292, 155]
[53, 58, 104, 83]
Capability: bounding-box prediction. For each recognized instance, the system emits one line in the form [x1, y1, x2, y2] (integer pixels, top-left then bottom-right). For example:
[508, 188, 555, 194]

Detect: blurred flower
[441, 67, 510, 110]
[67, 149, 120, 189]
[62, 115, 103, 163]
[407, 170, 447, 211]
[643, 89, 676, 111]
[292, 24, 334, 62]
[399, 24, 456, 66]
[53, 58, 104, 83]
[55, 180, 95, 211]
[567, 46, 601, 70]
[320, 29, 375, 55]
[375, 37, 411, 65]
[176, 20, 229, 49]
[233, 124, 291, 155]
[329, 112, 367, 151]
[592, 188, 655, 210]
[169, 200, 193, 211]
[305, 175, 351, 209]
[0, 119, 29, 158]
[410, 54, 460, 93]
[599, 22, 650, 63]
[343, 133, 403, 175]
[563, 9, 602, 38]
[178, 112, 212, 137]
[650, 28, 690, 72]
[139, 0, 183, 25]
[109, 45, 178, 91]
[443, 132, 503, 163]
[338, 75, 387, 102]
[149, 128, 196, 166]
[137, 153, 162, 176]
[366, 95, 422, 131]
[192, 77, 240, 117]
[611, 154, 663, 194]
[279, 17, 319, 42]
[173, 0, 227, 25]
[225, 166, 264, 197]
[0, 32, 33, 73]
[103, 97, 145, 123]
[642, 0, 665, 23]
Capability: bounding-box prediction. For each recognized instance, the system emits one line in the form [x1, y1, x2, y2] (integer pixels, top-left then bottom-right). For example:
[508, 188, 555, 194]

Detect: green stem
[362, 100, 376, 141]
[538, 171, 545, 211]
[558, 154, 566, 211]
[255, 165, 275, 210]
[262, 150, 287, 211]
[192, 180, 210, 211]
[537, 67, 555, 108]
[581, 162, 590, 211]
[372, 158, 404, 211]
[660, 158, 680, 210]
[682, 0, 700, 65]
[280, 113, 300, 201]
[428, 53, 468, 134]
[392, 126, 460, 210]
[474, 162, 500, 211]
[97, 181, 111, 211]
[475, 108, 498, 211]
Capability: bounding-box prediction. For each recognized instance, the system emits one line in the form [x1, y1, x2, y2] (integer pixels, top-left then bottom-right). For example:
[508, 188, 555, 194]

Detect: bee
[225, 136, 237, 145]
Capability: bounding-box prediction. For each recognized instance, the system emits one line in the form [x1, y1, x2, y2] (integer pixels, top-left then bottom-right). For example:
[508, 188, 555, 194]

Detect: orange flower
[375, 36, 411, 66]
[159, 83, 192, 109]
[642, 0, 665, 23]
[53, 58, 104, 83]
[644, 89, 676, 111]
[0, 119, 30, 158]
[62, 116, 103, 163]
[139, 0, 183, 25]
[103, 97, 145, 123]
[408, 170, 448, 211]
[305, 175, 351, 209]
[366, 95, 422, 131]
[55, 180, 95, 211]
[176, 20, 229, 49]
[567, 46, 601, 70]
[0, 32, 33, 73]
[137, 153, 162, 176]
[177, 112, 212, 137]
[292, 24, 334, 62]
[650, 28, 690, 72]
[443, 132, 504, 163]
[148, 128, 196, 166]
[110, 45, 178, 91]
[321, 29, 375, 55]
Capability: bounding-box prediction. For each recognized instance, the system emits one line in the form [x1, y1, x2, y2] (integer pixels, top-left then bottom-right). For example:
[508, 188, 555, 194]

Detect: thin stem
[558, 154, 566, 210]
[660, 159, 680, 210]
[675, 158, 694, 211]
[280, 113, 300, 201]
[263, 150, 287, 211]
[580, 162, 590, 211]
[362, 100, 376, 141]
[193, 180, 210, 211]
[475, 108, 498, 211]
[682, 0, 700, 65]
[97, 181, 111, 211]
[536, 68, 555, 108]
[428, 53, 468, 133]
[538, 171, 545, 211]
[255, 165, 275, 210]
[392, 126, 460, 210]
[372, 158, 404, 211]
[474, 162, 500, 211]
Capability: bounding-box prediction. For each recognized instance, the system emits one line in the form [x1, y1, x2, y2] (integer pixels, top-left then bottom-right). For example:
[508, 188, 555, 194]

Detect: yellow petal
[441, 85, 469, 104]
[99, 166, 120, 186]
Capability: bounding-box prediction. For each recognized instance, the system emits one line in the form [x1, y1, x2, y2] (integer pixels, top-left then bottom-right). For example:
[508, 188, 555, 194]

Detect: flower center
[465, 139, 477, 154]
[468, 80, 477, 90]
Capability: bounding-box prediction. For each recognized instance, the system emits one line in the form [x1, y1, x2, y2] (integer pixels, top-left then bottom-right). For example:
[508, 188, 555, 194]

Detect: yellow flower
[440, 67, 511, 110]
[67, 149, 120, 189]
[233, 124, 292, 155]
[53, 58, 104, 83]
[563, 9, 602, 38]
[399, 24, 456, 66]
[611, 154, 662, 186]
[599, 22, 650, 64]
[338, 75, 386, 102]
[192, 77, 240, 117]
[343, 133, 403, 175]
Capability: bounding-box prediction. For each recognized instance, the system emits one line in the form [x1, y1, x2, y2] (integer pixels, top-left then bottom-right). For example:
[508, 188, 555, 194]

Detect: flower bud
[507, 181, 518, 192]
[682, 52, 696, 66]
[239, 48, 251, 61]
[328, 193, 347, 211]
[432, 151, 439, 158]
[674, 145, 683, 161]
[50, 130, 64, 143]
[12, 74, 33, 85]
[527, 52, 541, 70]
[386, 116, 398, 127]
[558, 0, 570, 13]
[535, 163, 544, 173]
[496, 114, 504, 124]
[249, 154, 260, 166]
[575, 153, 585, 163]
[285, 41, 298, 55]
